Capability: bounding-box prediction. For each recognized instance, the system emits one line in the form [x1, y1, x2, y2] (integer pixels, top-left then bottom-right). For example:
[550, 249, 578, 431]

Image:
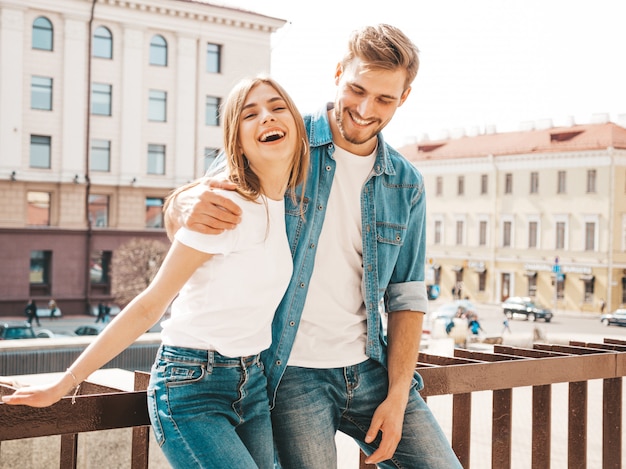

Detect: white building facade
[401, 122, 626, 314]
[0, 0, 285, 315]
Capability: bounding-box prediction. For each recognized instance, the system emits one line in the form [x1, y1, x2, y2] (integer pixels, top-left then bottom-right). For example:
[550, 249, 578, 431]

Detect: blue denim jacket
[263, 104, 428, 402]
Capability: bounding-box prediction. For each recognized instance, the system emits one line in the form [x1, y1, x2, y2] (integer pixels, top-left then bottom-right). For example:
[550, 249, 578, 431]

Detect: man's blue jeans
[271, 358, 462, 469]
[147, 345, 274, 469]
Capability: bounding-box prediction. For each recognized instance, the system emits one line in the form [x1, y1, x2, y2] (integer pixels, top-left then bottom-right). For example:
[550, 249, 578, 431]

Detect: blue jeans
[147, 345, 274, 469]
[271, 359, 462, 469]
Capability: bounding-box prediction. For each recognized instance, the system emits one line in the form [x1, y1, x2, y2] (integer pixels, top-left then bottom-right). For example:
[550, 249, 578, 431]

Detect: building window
[93, 26, 112, 59]
[480, 174, 488, 195]
[585, 221, 596, 251]
[556, 221, 566, 250]
[582, 277, 595, 303]
[622, 277, 626, 304]
[92, 83, 112, 116]
[148, 144, 166, 175]
[30, 135, 51, 168]
[27, 191, 51, 226]
[30, 250, 52, 295]
[434, 220, 442, 245]
[455, 220, 464, 245]
[528, 221, 538, 248]
[527, 274, 537, 297]
[555, 276, 565, 300]
[503, 220, 512, 247]
[586, 169, 596, 193]
[557, 170, 566, 194]
[478, 271, 486, 292]
[457, 176, 464, 196]
[530, 172, 539, 194]
[205, 96, 221, 126]
[479, 220, 487, 246]
[91, 139, 111, 172]
[32, 17, 53, 51]
[31, 76, 53, 110]
[146, 197, 164, 228]
[148, 90, 167, 122]
[204, 147, 220, 173]
[149, 35, 167, 66]
[435, 176, 443, 196]
[90, 251, 112, 293]
[504, 173, 513, 194]
[206, 43, 221, 73]
[88, 194, 109, 227]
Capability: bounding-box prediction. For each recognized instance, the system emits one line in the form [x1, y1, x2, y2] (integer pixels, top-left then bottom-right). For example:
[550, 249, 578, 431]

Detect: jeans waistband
[158, 344, 260, 367]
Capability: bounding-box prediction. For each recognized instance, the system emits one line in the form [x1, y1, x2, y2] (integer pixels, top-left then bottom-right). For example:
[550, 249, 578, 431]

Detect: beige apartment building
[401, 120, 626, 314]
[0, 0, 284, 316]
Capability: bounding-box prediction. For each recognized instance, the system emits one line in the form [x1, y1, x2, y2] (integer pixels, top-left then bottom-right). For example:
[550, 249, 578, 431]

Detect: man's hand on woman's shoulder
[164, 177, 242, 239]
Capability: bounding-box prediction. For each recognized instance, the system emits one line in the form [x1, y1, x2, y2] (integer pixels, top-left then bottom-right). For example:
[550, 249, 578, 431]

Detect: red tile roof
[399, 122, 626, 162]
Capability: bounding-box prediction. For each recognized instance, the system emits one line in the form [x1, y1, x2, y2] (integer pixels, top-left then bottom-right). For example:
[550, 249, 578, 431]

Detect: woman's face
[238, 83, 298, 175]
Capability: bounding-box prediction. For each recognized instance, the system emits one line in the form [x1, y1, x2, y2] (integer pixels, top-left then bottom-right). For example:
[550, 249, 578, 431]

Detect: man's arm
[364, 309, 423, 465]
[164, 178, 243, 241]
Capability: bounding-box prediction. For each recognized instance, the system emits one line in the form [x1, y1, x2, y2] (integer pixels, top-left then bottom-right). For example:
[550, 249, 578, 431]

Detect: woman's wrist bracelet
[66, 368, 81, 404]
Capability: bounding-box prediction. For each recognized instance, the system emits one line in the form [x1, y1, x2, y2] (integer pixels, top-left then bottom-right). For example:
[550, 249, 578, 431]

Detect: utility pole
[552, 256, 561, 315]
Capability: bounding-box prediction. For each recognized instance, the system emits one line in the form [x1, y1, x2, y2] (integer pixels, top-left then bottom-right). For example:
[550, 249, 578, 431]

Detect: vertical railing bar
[492, 388, 512, 469]
[131, 371, 151, 469]
[602, 377, 622, 469]
[531, 384, 551, 469]
[451, 393, 472, 468]
[568, 381, 587, 469]
[59, 433, 79, 469]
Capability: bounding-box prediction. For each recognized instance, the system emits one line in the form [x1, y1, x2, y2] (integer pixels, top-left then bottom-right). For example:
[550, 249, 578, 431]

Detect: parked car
[502, 297, 553, 322]
[74, 324, 106, 336]
[428, 299, 476, 323]
[0, 322, 37, 340]
[600, 309, 626, 327]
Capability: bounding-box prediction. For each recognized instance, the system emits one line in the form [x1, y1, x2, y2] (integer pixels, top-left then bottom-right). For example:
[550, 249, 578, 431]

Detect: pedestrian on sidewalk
[24, 299, 40, 326]
[48, 298, 59, 320]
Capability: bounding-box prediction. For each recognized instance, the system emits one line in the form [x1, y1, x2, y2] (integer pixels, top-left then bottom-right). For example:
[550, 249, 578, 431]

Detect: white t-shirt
[288, 145, 376, 367]
[160, 189, 292, 357]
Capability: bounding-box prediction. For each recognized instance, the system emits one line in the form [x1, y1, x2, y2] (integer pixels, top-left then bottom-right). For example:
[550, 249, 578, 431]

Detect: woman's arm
[2, 241, 212, 408]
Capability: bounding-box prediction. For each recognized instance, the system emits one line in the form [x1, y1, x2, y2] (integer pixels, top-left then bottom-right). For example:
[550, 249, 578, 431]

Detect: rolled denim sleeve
[386, 281, 428, 314]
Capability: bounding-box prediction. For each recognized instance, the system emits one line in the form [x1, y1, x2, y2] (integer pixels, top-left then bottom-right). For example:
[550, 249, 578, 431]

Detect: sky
[214, 0, 625, 148]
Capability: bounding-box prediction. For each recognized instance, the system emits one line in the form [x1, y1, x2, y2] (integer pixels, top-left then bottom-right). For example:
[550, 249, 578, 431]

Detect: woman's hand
[1, 374, 75, 408]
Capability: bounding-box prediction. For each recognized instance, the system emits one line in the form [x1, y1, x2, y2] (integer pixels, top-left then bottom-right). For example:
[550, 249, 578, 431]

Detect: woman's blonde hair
[222, 75, 309, 204]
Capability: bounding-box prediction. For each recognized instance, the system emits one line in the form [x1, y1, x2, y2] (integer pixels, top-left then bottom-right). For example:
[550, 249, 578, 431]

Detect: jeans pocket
[146, 387, 166, 447]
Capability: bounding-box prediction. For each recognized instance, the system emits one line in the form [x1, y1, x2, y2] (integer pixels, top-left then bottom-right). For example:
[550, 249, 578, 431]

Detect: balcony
[1, 337, 624, 468]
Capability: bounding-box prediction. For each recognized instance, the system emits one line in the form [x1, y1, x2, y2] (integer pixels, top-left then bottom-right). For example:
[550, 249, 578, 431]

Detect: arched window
[32, 17, 53, 51]
[93, 26, 113, 59]
[149, 35, 167, 66]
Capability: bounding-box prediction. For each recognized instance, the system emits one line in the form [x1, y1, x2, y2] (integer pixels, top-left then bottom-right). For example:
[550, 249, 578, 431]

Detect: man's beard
[334, 106, 381, 145]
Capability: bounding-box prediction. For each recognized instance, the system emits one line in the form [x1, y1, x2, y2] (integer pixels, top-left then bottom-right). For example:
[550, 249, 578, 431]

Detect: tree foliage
[111, 238, 168, 307]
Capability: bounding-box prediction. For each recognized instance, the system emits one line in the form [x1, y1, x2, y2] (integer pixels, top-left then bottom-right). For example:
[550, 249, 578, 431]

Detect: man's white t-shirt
[288, 146, 376, 368]
[160, 189, 292, 358]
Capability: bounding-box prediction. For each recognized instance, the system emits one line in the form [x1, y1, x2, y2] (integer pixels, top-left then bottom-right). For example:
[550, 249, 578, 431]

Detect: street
[460, 300, 626, 343]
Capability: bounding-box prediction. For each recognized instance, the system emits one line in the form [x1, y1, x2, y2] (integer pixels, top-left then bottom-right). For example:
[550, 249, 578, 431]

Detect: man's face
[332, 58, 411, 155]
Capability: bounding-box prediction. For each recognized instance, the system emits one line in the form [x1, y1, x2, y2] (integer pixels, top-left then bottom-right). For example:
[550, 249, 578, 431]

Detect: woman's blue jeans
[147, 345, 274, 469]
[271, 358, 462, 469]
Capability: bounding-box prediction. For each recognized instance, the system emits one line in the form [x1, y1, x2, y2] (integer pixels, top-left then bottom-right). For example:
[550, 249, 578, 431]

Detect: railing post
[492, 388, 512, 469]
[568, 381, 587, 469]
[131, 371, 151, 469]
[602, 377, 622, 469]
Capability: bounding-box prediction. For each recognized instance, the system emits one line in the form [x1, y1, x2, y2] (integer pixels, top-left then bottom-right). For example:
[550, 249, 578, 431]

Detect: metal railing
[1, 337, 624, 469]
